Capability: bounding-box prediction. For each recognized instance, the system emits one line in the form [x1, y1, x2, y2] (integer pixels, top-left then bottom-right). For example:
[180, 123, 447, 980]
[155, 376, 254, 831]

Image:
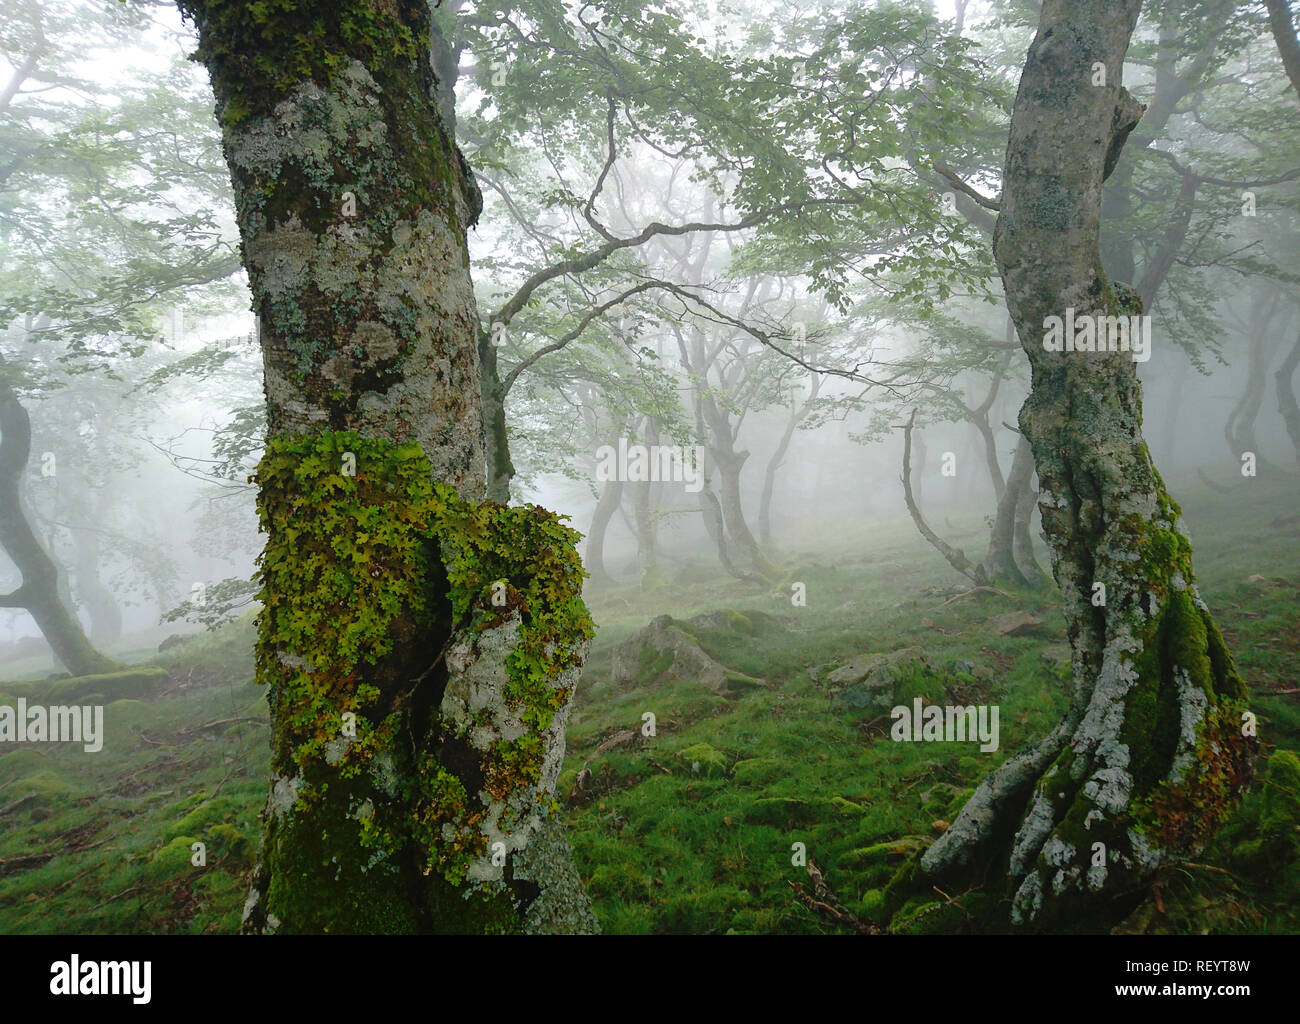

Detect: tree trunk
[1266, 0, 1300, 101]
[480, 331, 516, 503]
[178, 0, 595, 934]
[632, 419, 661, 589]
[916, 0, 1255, 931]
[0, 375, 120, 676]
[1012, 461, 1047, 589]
[72, 526, 122, 646]
[981, 434, 1033, 586]
[901, 409, 985, 586]
[1276, 331, 1300, 466]
[586, 452, 624, 585]
[698, 388, 780, 580]
[759, 374, 820, 547]
[1224, 294, 1281, 475]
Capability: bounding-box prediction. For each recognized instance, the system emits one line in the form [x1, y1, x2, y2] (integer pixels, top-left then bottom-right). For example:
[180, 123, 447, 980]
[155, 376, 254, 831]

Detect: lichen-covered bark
[179, 0, 485, 494]
[915, 0, 1256, 930]
[177, 0, 595, 933]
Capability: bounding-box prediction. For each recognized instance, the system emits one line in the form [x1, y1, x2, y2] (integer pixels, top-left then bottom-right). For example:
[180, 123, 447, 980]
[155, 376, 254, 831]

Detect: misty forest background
[1, 0, 1298, 934]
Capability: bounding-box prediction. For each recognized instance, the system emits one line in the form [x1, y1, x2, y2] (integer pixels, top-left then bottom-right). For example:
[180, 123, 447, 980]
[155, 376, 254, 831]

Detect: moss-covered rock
[677, 742, 729, 778]
[732, 757, 781, 786]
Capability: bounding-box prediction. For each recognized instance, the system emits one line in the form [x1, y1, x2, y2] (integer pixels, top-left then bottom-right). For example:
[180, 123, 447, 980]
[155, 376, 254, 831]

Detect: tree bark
[916, 0, 1255, 931]
[759, 374, 820, 547]
[72, 526, 122, 646]
[901, 409, 985, 586]
[1266, 0, 1300, 101]
[1224, 296, 1282, 477]
[0, 375, 120, 676]
[585, 476, 623, 584]
[981, 433, 1033, 586]
[1011, 458, 1047, 589]
[632, 418, 661, 588]
[178, 0, 594, 934]
[1276, 331, 1300, 465]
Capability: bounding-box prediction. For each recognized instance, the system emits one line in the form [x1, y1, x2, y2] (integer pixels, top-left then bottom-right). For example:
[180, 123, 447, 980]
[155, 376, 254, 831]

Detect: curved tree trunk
[901, 409, 985, 586]
[916, 0, 1255, 931]
[1266, 0, 1300, 101]
[179, 0, 595, 934]
[1276, 331, 1300, 466]
[585, 476, 623, 584]
[0, 375, 120, 676]
[73, 527, 122, 646]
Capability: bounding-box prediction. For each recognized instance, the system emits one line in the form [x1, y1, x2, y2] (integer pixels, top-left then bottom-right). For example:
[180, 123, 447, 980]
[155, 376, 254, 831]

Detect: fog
[1, 0, 1297, 943]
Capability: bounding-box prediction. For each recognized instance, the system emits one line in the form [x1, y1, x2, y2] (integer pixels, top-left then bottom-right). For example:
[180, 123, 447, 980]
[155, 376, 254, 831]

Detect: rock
[824, 646, 929, 688]
[611, 615, 728, 691]
[157, 633, 196, 653]
[732, 758, 781, 786]
[824, 646, 932, 710]
[610, 614, 765, 694]
[987, 610, 1043, 636]
[42, 667, 169, 703]
[746, 796, 816, 827]
[676, 742, 729, 777]
[831, 796, 867, 817]
[839, 835, 931, 869]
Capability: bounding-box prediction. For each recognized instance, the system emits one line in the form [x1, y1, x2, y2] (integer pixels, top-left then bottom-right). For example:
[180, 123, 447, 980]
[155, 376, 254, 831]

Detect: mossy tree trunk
[178, 0, 595, 934]
[0, 374, 120, 677]
[916, 0, 1256, 930]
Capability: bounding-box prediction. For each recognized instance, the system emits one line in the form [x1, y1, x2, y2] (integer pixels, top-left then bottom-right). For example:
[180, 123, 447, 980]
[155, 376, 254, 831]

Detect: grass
[0, 471, 1296, 934]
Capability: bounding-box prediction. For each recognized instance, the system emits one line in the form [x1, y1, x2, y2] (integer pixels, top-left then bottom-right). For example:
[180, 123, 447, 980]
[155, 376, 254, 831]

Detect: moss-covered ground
[0, 472, 1296, 934]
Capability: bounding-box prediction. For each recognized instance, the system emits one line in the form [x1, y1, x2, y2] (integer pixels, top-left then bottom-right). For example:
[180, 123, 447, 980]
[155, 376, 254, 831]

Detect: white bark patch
[1169, 668, 1209, 785]
[1011, 871, 1044, 925]
[270, 773, 302, 818]
[440, 611, 585, 882]
[1010, 791, 1057, 877]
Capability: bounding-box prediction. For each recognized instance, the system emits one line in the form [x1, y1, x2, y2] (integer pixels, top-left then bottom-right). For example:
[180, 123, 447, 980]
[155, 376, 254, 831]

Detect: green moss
[253, 430, 592, 899]
[1136, 697, 1256, 850]
[677, 742, 729, 777]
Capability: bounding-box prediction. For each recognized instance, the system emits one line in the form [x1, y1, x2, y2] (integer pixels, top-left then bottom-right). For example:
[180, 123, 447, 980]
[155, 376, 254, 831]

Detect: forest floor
[0, 471, 1296, 934]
